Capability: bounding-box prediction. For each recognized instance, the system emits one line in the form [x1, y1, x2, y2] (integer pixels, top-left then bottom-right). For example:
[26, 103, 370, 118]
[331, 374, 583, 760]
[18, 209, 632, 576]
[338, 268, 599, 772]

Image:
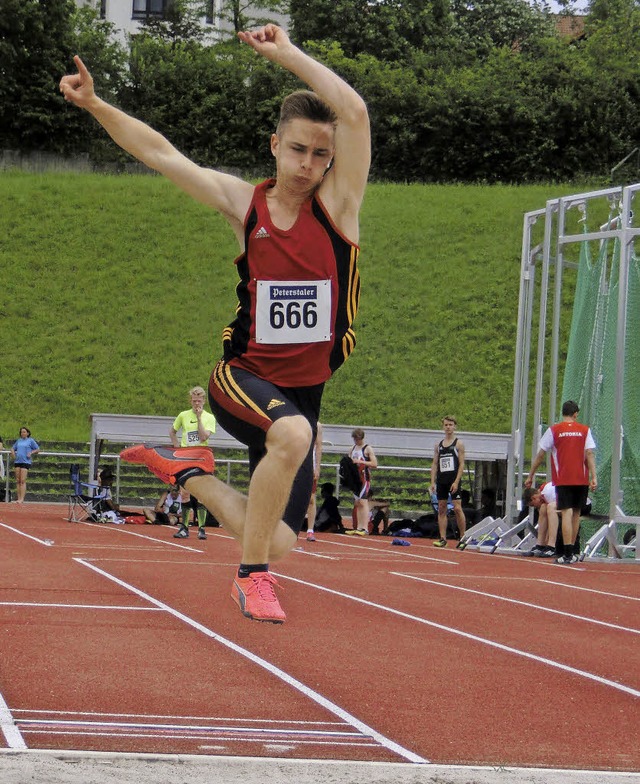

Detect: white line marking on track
[391, 574, 640, 635]
[17, 718, 363, 738]
[319, 539, 458, 564]
[13, 709, 345, 725]
[19, 729, 379, 747]
[73, 558, 427, 764]
[539, 579, 640, 602]
[0, 523, 53, 547]
[0, 602, 162, 611]
[0, 691, 26, 749]
[273, 572, 640, 699]
[77, 523, 203, 553]
[292, 547, 339, 560]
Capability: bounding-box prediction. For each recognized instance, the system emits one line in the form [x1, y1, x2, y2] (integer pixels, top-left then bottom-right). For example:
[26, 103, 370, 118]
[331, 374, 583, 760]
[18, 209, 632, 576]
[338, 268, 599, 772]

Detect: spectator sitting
[314, 482, 344, 533]
[368, 494, 390, 535]
[522, 483, 558, 558]
[459, 488, 476, 521]
[143, 486, 184, 526]
[82, 468, 120, 521]
[474, 487, 497, 524]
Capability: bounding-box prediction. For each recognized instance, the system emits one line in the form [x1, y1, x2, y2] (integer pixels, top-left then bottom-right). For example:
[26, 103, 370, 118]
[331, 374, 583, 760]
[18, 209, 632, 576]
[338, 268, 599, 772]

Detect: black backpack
[339, 455, 363, 494]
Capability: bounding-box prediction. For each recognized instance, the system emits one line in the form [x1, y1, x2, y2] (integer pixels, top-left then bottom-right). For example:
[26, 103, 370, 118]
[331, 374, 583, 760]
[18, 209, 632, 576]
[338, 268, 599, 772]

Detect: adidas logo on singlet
[254, 226, 270, 239]
[267, 398, 285, 410]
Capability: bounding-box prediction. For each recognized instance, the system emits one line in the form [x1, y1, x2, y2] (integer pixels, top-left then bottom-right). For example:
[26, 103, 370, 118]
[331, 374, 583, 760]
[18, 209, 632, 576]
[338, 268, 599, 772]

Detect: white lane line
[74, 558, 427, 764]
[539, 579, 640, 602]
[0, 602, 161, 611]
[75, 523, 203, 553]
[391, 574, 640, 636]
[0, 523, 53, 547]
[292, 548, 339, 561]
[19, 729, 378, 747]
[273, 572, 640, 700]
[13, 708, 345, 726]
[0, 691, 26, 749]
[319, 539, 458, 564]
[17, 718, 362, 738]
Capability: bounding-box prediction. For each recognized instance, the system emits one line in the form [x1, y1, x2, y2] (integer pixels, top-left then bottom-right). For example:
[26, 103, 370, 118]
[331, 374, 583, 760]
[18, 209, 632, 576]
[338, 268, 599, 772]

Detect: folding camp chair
[66, 463, 103, 522]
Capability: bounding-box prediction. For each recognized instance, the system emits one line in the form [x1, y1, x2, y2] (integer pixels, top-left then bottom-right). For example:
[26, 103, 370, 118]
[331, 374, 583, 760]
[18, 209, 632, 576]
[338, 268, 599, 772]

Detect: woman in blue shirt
[11, 427, 39, 503]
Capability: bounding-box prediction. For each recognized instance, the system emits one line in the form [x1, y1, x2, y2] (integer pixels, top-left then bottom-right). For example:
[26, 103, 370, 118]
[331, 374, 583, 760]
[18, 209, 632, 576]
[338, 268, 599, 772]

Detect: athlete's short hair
[442, 416, 457, 425]
[562, 400, 580, 416]
[351, 428, 365, 440]
[189, 386, 206, 398]
[522, 487, 540, 506]
[277, 90, 337, 135]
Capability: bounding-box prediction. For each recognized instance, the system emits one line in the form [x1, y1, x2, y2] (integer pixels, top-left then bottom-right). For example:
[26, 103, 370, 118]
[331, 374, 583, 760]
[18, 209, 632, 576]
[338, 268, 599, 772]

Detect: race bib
[255, 280, 331, 344]
[186, 430, 200, 445]
[439, 454, 455, 473]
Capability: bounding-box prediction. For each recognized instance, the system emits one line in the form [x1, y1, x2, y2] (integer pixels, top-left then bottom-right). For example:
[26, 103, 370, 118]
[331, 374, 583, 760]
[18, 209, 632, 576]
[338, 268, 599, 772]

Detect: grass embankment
[1, 171, 590, 442]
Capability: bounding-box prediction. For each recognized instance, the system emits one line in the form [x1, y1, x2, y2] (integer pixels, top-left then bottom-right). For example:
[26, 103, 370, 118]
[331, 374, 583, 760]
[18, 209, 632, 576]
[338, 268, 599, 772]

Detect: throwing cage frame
[465, 183, 639, 561]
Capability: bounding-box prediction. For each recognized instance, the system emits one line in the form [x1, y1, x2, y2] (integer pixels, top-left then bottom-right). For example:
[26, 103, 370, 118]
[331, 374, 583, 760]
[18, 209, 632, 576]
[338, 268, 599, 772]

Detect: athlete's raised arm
[238, 24, 370, 241]
[59, 55, 252, 238]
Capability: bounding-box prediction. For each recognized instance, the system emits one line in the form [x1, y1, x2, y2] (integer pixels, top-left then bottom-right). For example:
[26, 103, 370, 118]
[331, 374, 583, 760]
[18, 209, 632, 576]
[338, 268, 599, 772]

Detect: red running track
[0, 503, 638, 771]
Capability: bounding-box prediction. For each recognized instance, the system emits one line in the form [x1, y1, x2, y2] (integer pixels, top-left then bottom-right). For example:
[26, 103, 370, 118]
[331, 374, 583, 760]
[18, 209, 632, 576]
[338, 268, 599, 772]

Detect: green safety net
[561, 235, 640, 518]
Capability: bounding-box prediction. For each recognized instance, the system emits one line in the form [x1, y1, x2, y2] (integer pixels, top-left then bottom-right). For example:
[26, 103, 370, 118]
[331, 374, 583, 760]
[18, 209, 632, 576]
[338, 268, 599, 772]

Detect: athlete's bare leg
[546, 502, 559, 548]
[354, 497, 370, 531]
[184, 415, 309, 561]
[437, 499, 448, 540]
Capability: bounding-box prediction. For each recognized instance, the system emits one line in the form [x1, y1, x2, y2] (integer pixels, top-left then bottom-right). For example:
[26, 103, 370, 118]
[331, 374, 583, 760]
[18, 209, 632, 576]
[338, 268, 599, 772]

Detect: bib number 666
[270, 300, 318, 330]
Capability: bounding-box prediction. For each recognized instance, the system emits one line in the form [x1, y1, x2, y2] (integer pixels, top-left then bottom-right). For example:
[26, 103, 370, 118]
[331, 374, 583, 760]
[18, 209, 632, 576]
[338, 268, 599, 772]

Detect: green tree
[0, 0, 127, 155]
[450, 0, 555, 60]
[136, 0, 210, 46]
[0, 0, 77, 152]
[218, 0, 290, 36]
[289, 0, 452, 62]
[122, 36, 297, 169]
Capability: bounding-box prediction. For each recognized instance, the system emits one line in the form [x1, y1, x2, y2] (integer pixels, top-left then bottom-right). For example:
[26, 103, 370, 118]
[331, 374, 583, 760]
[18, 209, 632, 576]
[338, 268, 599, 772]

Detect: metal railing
[1, 448, 464, 516]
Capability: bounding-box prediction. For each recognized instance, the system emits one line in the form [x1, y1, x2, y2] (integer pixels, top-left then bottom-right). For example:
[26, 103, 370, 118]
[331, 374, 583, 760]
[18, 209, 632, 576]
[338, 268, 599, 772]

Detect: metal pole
[608, 186, 632, 522]
[530, 200, 557, 472]
[506, 210, 542, 521]
[549, 198, 570, 425]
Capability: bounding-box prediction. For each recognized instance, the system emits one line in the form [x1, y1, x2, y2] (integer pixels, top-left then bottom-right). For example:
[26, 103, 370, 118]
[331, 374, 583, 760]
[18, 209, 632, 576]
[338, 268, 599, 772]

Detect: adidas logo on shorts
[267, 398, 285, 410]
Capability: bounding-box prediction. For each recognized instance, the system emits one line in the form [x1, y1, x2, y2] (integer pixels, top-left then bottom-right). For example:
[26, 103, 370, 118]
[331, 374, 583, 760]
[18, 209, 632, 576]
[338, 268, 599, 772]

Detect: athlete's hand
[237, 24, 292, 61]
[59, 55, 96, 109]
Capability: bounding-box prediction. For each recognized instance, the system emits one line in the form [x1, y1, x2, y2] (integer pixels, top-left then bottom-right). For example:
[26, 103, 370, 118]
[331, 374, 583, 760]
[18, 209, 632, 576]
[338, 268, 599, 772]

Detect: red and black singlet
[221, 179, 360, 388]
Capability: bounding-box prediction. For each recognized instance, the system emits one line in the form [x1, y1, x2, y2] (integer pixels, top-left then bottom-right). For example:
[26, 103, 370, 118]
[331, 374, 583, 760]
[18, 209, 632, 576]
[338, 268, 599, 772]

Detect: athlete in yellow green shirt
[170, 386, 216, 539]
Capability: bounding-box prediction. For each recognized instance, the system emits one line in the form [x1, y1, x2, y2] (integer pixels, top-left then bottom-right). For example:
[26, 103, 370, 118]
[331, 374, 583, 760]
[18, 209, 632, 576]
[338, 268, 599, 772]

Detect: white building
[75, 1, 288, 47]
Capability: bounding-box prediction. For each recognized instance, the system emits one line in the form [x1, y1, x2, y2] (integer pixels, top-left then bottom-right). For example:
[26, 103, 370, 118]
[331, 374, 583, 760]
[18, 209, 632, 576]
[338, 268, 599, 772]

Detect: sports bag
[339, 455, 363, 494]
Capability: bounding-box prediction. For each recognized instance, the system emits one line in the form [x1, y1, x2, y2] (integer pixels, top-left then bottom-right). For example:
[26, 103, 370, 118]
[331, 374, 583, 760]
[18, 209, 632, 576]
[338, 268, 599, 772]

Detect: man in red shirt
[525, 401, 597, 564]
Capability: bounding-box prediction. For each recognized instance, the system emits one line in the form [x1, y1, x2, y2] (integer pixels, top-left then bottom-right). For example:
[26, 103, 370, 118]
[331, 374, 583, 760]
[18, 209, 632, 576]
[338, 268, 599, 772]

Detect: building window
[132, 0, 167, 20]
[205, 0, 214, 24]
[100, 0, 106, 19]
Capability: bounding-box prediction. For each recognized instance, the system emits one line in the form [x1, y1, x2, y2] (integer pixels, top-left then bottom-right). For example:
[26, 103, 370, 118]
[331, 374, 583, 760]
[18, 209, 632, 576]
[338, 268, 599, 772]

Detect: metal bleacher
[88, 413, 512, 493]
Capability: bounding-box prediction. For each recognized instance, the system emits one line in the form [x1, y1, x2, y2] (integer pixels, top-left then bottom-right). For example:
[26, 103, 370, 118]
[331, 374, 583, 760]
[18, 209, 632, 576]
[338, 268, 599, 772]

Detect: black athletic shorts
[436, 482, 461, 501]
[555, 485, 588, 512]
[208, 359, 322, 534]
